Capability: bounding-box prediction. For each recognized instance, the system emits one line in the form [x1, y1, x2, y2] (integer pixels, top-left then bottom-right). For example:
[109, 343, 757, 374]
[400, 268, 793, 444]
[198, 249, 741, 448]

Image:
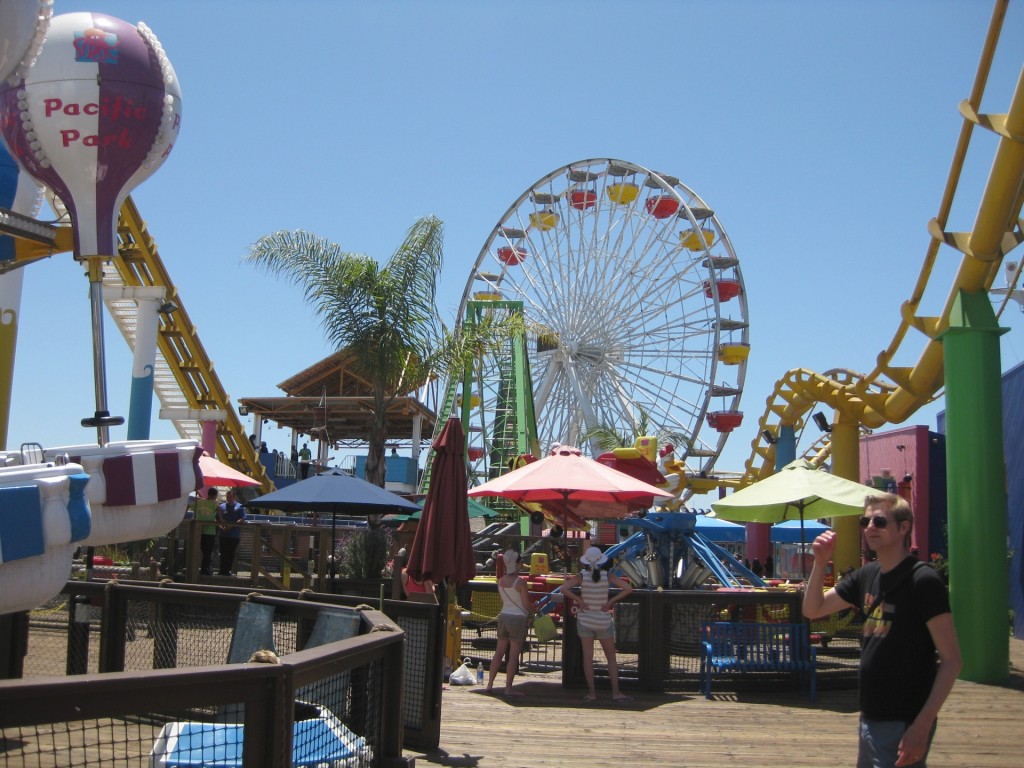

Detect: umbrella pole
[331, 513, 337, 590]
[432, 579, 448, 719]
[800, 514, 807, 580]
[566, 492, 572, 573]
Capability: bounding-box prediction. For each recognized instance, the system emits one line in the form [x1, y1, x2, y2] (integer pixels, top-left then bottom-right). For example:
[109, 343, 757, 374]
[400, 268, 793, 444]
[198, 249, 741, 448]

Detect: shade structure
[711, 459, 876, 576]
[711, 460, 878, 523]
[406, 418, 476, 586]
[694, 514, 747, 543]
[198, 453, 261, 488]
[770, 519, 830, 544]
[468, 445, 672, 522]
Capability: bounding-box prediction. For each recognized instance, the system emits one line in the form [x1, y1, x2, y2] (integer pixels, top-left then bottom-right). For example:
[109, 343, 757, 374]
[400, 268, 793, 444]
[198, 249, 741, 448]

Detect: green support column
[939, 289, 1008, 683]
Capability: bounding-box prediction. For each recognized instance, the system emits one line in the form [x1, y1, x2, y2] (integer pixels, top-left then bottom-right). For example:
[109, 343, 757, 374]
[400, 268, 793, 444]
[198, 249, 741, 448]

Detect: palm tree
[246, 216, 444, 487]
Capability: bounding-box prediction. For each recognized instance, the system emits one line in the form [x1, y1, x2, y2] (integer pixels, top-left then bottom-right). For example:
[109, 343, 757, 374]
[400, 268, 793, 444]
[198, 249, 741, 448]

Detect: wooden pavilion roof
[238, 350, 437, 447]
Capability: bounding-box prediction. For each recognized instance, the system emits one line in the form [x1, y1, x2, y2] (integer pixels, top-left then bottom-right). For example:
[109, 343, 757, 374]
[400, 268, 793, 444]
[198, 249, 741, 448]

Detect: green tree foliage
[581, 407, 688, 456]
[337, 528, 393, 580]
[247, 217, 445, 486]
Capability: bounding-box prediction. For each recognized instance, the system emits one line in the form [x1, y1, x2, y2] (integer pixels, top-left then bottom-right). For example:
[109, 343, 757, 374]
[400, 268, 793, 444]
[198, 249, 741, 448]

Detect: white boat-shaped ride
[43, 440, 201, 547]
[0, 461, 91, 615]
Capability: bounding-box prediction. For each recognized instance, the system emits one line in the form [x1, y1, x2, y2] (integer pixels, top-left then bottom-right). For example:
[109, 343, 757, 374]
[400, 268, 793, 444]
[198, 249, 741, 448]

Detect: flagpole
[316, 384, 328, 473]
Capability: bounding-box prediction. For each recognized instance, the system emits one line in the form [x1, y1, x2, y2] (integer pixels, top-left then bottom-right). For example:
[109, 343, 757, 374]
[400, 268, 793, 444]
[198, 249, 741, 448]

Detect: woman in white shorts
[485, 549, 536, 696]
[562, 546, 634, 702]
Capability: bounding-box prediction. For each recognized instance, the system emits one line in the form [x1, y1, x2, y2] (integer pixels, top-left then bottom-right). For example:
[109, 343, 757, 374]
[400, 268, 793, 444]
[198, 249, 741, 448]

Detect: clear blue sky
[6, 0, 1024, 503]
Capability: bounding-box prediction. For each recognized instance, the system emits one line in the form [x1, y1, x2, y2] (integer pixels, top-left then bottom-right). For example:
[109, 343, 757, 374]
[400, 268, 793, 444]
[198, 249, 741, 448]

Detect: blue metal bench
[699, 621, 817, 700]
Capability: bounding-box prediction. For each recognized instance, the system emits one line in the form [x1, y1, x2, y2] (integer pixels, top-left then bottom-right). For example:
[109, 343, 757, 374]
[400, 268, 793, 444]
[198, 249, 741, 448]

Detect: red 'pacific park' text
[43, 96, 148, 122]
[42, 96, 151, 147]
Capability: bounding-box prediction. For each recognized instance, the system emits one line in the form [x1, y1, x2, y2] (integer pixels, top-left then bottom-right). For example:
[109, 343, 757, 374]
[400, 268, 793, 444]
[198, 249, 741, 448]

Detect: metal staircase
[417, 372, 460, 495]
[419, 300, 538, 518]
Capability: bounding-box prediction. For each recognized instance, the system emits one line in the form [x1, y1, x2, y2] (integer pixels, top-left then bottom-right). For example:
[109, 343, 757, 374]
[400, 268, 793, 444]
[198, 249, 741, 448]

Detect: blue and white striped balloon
[1, 137, 44, 261]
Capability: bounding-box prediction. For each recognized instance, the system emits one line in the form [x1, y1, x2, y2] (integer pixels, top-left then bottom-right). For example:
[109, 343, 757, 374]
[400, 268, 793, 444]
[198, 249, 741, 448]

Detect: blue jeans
[858, 717, 937, 768]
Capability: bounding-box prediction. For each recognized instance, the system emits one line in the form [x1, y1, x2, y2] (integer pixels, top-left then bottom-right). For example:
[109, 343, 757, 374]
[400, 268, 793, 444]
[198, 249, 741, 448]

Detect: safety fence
[459, 582, 861, 694]
[1, 580, 443, 767]
[163, 520, 338, 590]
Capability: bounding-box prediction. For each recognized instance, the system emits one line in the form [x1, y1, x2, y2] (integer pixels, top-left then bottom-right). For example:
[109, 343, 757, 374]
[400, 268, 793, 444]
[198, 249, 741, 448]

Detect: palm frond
[431, 308, 527, 380]
[245, 217, 447, 485]
[382, 216, 445, 353]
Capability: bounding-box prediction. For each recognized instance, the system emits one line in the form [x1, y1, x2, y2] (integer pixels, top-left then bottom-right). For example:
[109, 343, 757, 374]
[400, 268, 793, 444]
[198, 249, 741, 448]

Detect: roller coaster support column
[748, 425, 798, 563]
[829, 418, 863, 576]
[940, 289, 1008, 683]
[774, 424, 797, 465]
[202, 421, 218, 456]
[160, 408, 227, 458]
[119, 287, 168, 440]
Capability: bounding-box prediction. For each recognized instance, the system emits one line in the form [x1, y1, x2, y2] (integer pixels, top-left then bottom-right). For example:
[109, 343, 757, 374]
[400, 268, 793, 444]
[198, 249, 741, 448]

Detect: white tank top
[498, 576, 528, 617]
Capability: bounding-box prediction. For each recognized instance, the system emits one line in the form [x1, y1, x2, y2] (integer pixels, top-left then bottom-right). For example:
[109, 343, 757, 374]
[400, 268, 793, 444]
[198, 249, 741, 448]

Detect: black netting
[5, 584, 403, 768]
[396, 614, 429, 729]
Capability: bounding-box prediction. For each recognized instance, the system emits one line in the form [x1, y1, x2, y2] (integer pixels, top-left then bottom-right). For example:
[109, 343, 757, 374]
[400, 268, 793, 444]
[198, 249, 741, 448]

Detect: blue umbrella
[247, 470, 419, 582]
[246, 470, 420, 517]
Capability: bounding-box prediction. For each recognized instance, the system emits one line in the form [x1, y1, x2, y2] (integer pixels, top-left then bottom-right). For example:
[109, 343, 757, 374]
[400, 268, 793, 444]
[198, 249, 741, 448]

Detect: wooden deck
[406, 637, 1024, 768]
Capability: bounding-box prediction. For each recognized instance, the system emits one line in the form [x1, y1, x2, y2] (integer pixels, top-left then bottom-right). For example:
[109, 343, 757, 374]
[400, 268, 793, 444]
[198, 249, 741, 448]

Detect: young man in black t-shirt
[804, 493, 961, 767]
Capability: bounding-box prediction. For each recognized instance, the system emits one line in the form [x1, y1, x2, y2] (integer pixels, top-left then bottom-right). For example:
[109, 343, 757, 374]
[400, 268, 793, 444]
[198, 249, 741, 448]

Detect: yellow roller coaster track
[111, 197, 272, 492]
[6, 197, 272, 492]
[736, 0, 1024, 490]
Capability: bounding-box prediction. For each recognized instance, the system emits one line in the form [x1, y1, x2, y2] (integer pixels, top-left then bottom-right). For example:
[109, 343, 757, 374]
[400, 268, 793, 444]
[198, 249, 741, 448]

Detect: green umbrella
[711, 459, 878, 576]
[391, 497, 498, 521]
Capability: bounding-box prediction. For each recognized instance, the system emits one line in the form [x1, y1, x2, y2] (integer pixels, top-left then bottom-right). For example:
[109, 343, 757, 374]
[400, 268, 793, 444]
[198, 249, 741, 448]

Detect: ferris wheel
[453, 158, 749, 497]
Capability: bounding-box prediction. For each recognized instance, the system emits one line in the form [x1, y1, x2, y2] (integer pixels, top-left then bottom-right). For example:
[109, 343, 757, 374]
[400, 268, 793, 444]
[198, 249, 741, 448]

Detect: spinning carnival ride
[0, 8, 264, 616]
[434, 159, 749, 506]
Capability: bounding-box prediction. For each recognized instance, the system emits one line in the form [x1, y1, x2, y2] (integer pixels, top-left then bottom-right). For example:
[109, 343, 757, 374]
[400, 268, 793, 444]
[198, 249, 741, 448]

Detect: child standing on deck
[562, 546, 634, 703]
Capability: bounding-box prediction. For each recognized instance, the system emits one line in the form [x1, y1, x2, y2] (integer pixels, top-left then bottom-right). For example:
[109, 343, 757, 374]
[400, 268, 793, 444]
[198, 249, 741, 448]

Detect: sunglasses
[860, 515, 890, 529]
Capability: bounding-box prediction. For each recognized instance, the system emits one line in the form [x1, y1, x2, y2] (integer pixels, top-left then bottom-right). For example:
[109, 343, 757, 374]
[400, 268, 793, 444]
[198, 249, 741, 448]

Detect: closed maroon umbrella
[405, 417, 475, 721]
[406, 417, 476, 586]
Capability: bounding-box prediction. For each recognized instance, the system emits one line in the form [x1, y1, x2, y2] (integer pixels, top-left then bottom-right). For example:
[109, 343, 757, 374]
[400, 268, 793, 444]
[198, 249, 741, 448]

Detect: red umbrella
[198, 453, 261, 488]
[406, 417, 476, 586]
[468, 444, 672, 519]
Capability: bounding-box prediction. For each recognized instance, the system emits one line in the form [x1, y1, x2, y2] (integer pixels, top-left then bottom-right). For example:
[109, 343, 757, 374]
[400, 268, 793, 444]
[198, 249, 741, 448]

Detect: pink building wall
[859, 425, 935, 559]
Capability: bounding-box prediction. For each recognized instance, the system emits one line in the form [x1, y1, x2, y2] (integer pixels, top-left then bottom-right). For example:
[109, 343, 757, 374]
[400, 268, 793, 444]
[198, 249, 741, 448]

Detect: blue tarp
[770, 519, 829, 543]
[694, 515, 746, 543]
[149, 712, 370, 767]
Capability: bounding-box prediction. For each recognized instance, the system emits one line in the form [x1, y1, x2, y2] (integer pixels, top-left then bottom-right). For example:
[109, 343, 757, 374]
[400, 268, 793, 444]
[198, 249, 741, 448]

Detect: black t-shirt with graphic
[835, 556, 950, 721]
